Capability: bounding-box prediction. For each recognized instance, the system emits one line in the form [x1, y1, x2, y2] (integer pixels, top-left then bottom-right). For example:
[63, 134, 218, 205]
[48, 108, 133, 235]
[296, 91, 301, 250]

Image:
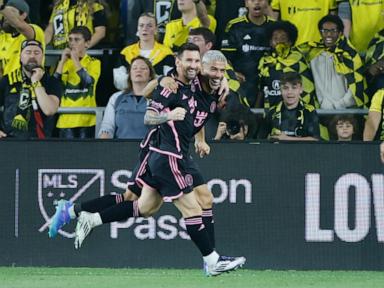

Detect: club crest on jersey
[194, 111, 208, 127]
[184, 174, 193, 186]
[188, 96, 197, 114]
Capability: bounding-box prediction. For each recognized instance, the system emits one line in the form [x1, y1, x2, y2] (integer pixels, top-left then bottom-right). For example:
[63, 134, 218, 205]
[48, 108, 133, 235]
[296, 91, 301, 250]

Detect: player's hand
[380, 142, 384, 163]
[0, 129, 7, 138]
[160, 76, 178, 94]
[168, 107, 186, 121]
[195, 141, 210, 158]
[218, 77, 229, 101]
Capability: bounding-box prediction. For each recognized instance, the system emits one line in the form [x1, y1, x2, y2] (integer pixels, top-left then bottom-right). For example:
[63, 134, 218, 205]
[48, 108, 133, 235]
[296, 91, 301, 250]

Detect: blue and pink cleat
[48, 199, 72, 238]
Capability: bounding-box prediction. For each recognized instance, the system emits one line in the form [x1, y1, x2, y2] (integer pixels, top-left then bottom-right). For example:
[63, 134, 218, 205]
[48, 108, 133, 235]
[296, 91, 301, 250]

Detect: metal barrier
[56, 107, 369, 138]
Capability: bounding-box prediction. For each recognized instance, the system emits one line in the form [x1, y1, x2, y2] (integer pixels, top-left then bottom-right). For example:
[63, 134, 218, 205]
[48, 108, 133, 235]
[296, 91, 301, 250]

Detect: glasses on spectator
[320, 28, 339, 34]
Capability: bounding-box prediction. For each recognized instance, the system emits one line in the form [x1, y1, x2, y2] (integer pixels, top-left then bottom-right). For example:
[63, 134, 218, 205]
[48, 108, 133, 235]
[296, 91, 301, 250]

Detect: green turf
[1, 267, 384, 288]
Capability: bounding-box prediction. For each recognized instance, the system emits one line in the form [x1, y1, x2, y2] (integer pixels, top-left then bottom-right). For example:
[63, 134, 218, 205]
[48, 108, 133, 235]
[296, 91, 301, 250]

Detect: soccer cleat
[74, 212, 96, 249]
[204, 255, 246, 276]
[48, 199, 72, 238]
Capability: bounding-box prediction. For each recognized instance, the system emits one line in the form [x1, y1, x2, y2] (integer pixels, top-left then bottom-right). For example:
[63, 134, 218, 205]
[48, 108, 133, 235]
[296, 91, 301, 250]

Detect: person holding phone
[0, 40, 61, 138]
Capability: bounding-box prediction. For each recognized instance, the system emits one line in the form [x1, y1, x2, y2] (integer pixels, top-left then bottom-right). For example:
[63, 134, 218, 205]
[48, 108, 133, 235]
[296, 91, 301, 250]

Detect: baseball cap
[6, 0, 30, 15]
[21, 40, 43, 52]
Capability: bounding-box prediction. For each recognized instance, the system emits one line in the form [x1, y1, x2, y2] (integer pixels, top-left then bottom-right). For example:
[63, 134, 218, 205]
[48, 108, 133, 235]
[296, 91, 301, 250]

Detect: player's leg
[173, 192, 245, 276]
[74, 180, 164, 249]
[186, 157, 216, 248]
[194, 184, 215, 248]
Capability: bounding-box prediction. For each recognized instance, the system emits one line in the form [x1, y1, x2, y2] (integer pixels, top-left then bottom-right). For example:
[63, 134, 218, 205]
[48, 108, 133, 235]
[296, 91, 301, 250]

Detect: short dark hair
[189, 27, 216, 46]
[318, 15, 344, 33]
[267, 20, 298, 46]
[176, 42, 200, 58]
[69, 26, 92, 42]
[280, 72, 302, 85]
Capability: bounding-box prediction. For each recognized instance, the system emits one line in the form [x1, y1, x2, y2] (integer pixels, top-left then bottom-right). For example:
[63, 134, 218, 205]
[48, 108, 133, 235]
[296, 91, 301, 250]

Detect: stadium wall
[0, 140, 383, 270]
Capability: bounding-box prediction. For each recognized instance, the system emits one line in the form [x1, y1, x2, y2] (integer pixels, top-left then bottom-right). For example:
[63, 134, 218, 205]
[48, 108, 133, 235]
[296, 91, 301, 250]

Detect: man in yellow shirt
[163, 0, 216, 51]
[55, 26, 101, 138]
[271, 0, 337, 45]
[0, 0, 45, 76]
[337, 0, 384, 54]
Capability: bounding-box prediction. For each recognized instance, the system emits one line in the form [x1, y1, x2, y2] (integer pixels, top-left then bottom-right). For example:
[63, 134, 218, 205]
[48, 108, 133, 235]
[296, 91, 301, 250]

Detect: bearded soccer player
[49, 44, 245, 276]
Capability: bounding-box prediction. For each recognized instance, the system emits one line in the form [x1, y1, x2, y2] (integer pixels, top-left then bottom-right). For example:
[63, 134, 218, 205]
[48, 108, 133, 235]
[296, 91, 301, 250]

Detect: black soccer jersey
[148, 77, 217, 157]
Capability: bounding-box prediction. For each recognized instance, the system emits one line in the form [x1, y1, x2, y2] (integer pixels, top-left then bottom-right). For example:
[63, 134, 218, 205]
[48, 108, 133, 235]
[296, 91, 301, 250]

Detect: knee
[123, 189, 139, 201]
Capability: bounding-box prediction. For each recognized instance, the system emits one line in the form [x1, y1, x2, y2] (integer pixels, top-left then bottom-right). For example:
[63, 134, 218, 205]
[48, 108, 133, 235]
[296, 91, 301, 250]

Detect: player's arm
[144, 106, 186, 125]
[0, 6, 35, 39]
[142, 77, 179, 99]
[195, 0, 211, 28]
[195, 127, 210, 157]
[380, 142, 384, 163]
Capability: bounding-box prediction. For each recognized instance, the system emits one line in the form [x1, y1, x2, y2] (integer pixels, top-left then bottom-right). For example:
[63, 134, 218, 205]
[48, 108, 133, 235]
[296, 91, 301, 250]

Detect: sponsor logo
[37, 169, 104, 238]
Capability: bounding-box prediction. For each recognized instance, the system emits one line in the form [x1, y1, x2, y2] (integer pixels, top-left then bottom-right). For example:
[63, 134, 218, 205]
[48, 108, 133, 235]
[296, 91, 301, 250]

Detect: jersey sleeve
[92, 3, 107, 27]
[147, 86, 176, 113]
[44, 75, 62, 102]
[369, 89, 384, 113]
[221, 23, 238, 64]
[329, 0, 338, 10]
[270, 0, 280, 11]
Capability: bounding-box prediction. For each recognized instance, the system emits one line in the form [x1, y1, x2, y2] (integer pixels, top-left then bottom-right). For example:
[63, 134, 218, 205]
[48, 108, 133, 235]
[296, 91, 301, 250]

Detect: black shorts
[128, 152, 205, 198]
[137, 151, 198, 202]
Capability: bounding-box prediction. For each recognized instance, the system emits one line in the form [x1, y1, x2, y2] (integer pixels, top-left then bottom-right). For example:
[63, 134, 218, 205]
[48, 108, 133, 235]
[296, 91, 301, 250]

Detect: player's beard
[184, 67, 198, 81]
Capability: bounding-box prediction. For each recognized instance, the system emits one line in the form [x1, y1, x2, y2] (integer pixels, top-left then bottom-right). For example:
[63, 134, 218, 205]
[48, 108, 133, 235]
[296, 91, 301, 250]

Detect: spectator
[271, 0, 337, 45]
[270, 0, 337, 45]
[119, 0, 181, 45]
[258, 20, 316, 109]
[214, 0, 246, 49]
[163, 0, 217, 51]
[365, 29, 384, 100]
[330, 114, 357, 141]
[98, 56, 155, 139]
[45, 0, 107, 49]
[213, 106, 256, 141]
[221, 0, 273, 108]
[262, 72, 320, 141]
[115, 12, 174, 91]
[0, 40, 61, 138]
[299, 15, 368, 110]
[54, 26, 100, 139]
[0, 0, 45, 76]
[337, 0, 384, 54]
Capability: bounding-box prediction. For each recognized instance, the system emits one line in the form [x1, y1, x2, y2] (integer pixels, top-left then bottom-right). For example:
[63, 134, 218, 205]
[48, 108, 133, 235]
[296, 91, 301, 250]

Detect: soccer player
[50, 45, 246, 276]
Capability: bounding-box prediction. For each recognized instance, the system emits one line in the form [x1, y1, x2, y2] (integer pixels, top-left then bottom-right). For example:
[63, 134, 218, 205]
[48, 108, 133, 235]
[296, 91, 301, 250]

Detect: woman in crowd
[98, 56, 155, 139]
[114, 12, 174, 90]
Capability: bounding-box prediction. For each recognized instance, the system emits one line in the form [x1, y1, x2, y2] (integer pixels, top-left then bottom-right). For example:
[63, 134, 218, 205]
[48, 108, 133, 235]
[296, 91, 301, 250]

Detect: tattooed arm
[144, 107, 187, 125]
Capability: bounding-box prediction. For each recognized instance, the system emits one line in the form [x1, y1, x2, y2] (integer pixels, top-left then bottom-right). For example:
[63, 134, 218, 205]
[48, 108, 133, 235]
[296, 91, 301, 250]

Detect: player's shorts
[136, 151, 197, 201]
[128, 152, 205, 198]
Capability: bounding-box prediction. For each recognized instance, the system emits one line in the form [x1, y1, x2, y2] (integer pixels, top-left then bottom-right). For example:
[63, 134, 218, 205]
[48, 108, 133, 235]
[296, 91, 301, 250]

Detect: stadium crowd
[0, 0, 383, 141]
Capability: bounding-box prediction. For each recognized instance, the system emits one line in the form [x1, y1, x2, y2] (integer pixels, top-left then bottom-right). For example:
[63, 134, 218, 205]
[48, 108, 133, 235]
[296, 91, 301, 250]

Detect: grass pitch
[1, 267, 384, 288]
